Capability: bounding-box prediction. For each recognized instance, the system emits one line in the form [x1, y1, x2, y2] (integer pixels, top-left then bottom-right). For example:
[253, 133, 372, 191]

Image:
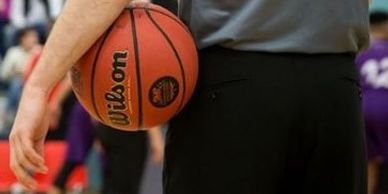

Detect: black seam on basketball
[129, 9, 144, 128]
[91, 26, 113, 123]
[145, 8, 187, 113]
[131, 7, 191, 35]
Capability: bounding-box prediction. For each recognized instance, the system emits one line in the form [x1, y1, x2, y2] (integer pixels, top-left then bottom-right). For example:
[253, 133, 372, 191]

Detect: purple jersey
[356, 40, 388, 116]
[356, 40, 388, 160]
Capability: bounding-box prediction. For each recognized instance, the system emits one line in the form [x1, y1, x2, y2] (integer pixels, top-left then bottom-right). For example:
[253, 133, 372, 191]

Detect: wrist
[25, 61, 54, 95]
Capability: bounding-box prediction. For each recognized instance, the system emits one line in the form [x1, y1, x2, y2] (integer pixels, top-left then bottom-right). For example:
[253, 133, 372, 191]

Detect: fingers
[14, 136, 47, 174]
[9, 133, 48, 191]
[20, 137, 47, 172]
[9, 138, 37, 191]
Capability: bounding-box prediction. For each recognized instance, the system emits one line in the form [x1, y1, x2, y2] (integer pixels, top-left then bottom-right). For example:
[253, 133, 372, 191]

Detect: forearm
[51, 74, 72, 106]
[27, 0, 131, 94]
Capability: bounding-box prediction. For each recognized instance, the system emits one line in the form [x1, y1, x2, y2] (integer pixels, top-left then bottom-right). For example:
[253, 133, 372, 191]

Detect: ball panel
[147, 4, 190, 33]
[149, 10, 199, 113]
[133, 8, 184, 128]
[72, 36, 105, 123]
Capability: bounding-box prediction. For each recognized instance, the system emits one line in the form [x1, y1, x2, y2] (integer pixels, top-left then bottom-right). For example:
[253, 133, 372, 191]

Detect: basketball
[70, 3, 198, 131]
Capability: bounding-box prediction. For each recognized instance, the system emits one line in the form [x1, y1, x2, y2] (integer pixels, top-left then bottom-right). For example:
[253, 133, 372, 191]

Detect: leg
[52, 102, 95, 191]
[363, 107, 385, 194]
[50, 161, 80, 194]
[295, 54, 367, 194]
[97, 125, 148, 194]
[164, 49, 367, 194]
[367, 160, 380, 194]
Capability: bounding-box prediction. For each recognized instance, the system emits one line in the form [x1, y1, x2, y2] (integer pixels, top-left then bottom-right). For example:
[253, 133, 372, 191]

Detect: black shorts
[164, 46, 367, 194]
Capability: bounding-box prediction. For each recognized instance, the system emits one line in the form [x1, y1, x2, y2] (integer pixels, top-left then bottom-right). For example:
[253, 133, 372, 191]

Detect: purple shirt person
[356, 40, 388, 161]
[356, 11, 388, 194]
[357, 40, 388, 115]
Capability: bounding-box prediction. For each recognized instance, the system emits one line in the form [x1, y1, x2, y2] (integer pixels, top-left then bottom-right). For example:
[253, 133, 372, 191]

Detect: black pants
[53, 161, 80, 190]
[53, 124, 147, 194]
[164, 46, 367, 194]
[152, 0, 177, 14]
[97, 124, 148, 194]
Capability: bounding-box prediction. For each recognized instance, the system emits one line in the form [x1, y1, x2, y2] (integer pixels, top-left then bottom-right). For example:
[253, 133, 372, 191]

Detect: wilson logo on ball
[104, 51, 130, 126]
[149, 76, 179, 108]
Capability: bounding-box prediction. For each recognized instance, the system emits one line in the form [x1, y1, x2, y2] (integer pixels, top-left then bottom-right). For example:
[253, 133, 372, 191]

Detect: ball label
[105, 51, 130, 126]
[149, 76, 179, 108]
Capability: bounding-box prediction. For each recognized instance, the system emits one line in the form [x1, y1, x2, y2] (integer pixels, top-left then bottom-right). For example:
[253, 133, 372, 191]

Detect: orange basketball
[70, 3, 198, 131]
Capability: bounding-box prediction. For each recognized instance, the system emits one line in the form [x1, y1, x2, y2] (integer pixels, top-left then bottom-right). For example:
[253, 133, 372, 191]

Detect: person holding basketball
[9, 0, 369, 194]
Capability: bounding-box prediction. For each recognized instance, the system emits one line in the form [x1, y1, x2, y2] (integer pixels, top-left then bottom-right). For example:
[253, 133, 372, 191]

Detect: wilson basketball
[70, 3, 198, 131]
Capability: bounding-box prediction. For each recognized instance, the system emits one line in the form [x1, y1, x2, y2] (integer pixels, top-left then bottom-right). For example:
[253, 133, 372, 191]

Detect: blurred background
[0, 0, 388, 194]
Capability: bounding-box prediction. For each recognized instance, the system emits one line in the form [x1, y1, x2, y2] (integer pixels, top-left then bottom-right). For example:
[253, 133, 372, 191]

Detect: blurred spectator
[356, 11, 388, 194]
[0, 27, 40, 84]
[9, 0, 64, 45]
[0, 27, 40, 134]
[47, 0, 64, 21]
[0, 0, 10, 57]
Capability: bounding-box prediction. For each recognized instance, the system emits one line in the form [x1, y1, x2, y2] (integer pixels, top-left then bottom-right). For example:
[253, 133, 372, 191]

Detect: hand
[9, 86, 49, 191]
